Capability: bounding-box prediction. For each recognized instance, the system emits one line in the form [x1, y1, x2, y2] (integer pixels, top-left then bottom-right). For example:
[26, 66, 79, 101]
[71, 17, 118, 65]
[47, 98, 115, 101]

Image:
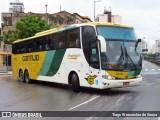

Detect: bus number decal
[22, 55, 39, 61]
[85, 75, 97, 85]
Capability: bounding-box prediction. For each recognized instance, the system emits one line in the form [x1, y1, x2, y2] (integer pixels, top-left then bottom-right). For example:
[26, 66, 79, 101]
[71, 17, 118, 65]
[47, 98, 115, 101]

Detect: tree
[4, 16, 51, 44]
[0, 35, 4, 41]
[16, 16, 51, 39]
[3, 30, 17, 44]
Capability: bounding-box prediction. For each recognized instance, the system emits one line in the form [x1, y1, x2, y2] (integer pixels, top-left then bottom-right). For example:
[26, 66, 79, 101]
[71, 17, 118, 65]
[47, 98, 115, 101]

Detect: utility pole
[45, 4, 48, 13]
[94, 0, 101, 22]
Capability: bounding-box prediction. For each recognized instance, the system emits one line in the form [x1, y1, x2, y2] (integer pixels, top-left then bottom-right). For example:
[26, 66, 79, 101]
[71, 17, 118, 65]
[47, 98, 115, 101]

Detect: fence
[143, 53, 160, 65]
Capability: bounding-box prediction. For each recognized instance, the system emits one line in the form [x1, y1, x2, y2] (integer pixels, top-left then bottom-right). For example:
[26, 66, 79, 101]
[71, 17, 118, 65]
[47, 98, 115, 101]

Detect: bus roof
[13, 22, 133, 44]
[85, 22, 133, 28]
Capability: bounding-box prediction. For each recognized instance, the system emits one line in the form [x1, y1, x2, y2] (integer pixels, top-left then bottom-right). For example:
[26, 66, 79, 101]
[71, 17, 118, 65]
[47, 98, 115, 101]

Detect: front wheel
[24, 70, 31, 83]
[72, 73, 80, 92]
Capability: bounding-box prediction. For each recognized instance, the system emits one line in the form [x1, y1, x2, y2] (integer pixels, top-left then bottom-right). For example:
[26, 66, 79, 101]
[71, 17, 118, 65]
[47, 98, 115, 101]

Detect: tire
[19, 70, 24, 82]
[72, 73, 80, 92]
[24, 70, 31, 83]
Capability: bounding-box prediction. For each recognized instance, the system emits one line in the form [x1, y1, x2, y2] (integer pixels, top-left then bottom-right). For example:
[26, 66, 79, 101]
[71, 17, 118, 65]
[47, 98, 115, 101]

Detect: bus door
[82, 26, 100, 87]
[88, 41, 100, 87]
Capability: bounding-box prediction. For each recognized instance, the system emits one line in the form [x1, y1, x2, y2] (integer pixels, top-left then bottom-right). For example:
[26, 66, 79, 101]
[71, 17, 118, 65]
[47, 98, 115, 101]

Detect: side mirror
[135, 38, 143, 52]
[138, 38, 145, 42]
[138, 39, 141, 42]
[97, 36, 107, 53]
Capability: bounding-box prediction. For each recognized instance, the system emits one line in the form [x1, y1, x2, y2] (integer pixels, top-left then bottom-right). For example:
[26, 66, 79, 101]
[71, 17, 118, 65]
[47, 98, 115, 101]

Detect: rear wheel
[24, 70, 31, 83]
[19, 70, 24, 82]
[72, 73, 80, 92]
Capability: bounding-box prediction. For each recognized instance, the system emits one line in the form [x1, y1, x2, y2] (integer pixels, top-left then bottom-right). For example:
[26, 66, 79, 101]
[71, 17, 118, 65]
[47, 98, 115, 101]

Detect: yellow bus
[12, 22, 142, 91]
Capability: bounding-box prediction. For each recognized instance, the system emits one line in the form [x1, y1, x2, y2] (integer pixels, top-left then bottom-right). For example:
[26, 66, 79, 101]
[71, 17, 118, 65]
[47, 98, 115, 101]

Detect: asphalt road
[0, 61, 160, 120]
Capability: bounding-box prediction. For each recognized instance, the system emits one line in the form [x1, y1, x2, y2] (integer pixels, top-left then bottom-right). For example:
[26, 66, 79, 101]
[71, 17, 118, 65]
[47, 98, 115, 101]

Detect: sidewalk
[0, 71, 12, 75]
[0, 66, 12, 75]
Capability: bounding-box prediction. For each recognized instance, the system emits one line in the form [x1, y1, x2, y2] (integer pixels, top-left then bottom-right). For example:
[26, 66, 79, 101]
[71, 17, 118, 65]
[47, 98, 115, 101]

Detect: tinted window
[12, 28, 81, 54]
[57, 32, 67, 49]
[67, 28, 80, 48]
[82, 26, 100, 69]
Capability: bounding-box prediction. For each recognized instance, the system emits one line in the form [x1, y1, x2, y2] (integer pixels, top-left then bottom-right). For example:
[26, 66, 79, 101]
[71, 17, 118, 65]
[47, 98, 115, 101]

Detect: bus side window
[21, 42, 27, 53]
[58, 32, 66, 49]
[39, 37, 44, 51]
[50, 34, 55, 50]
[44, 36, 50, 50]
[33, 39, 37, 52]
[67, 28, 80, 48]
[28, 41, 34, 52]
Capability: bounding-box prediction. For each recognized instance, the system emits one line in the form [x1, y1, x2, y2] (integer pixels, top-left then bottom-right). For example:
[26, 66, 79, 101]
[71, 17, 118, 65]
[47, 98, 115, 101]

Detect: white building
[96, 14, 108, 22]
[111, 15, 122, 24]
[96, 11, 122, 24]
[141, 39, 155, 54]
[155, 40, 160, 53]
[9, 0, 24, 13]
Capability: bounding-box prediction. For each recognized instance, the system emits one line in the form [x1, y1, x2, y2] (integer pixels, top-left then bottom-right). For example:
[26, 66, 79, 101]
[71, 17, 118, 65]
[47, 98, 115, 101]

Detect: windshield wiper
[124, 46, 137, 69]
[118, 46, 125, 65]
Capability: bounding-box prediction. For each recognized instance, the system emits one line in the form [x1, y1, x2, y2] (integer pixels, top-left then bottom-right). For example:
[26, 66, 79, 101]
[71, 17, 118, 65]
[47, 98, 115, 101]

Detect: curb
[0, 72, 12, 75]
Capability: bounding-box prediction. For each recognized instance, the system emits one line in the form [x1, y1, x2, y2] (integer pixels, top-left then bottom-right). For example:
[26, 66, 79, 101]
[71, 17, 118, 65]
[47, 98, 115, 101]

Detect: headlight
[102, 75, 115, 80]
[108, 75, 115, 80]
[102, 75, 108, 79]
[136, 75, 141, 78]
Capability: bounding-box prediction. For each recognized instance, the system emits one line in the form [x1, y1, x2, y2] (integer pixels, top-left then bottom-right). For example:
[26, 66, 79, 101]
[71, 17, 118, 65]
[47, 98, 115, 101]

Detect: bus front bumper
[101, 77, 142, 89]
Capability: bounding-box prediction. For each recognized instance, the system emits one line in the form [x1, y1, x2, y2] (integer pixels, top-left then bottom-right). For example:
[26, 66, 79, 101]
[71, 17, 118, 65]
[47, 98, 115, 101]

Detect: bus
[12, 22, 142, 92]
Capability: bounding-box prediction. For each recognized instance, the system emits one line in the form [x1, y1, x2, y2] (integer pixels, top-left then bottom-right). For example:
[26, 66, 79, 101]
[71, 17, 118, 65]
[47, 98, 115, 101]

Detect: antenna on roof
[104, 6, 106, 12]
[60, 5, 61, 12]
[110, 6, 112, 12]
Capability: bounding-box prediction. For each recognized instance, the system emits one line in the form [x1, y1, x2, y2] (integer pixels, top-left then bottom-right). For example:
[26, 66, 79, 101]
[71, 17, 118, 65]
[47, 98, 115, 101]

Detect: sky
[0, 0, 160, 43]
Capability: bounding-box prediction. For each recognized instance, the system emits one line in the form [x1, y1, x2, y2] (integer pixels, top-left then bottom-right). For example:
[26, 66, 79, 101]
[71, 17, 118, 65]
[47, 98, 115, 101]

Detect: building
[1, 11, 92, 35]
[111, 15, 122, 24]
[9, 0, 25, 13]
[140, 39, 157, 54]
[1, 0, 92, 35]
[0, 43, 12, 67]
[155, 40, 160, 53]
[96, 10, 122, 24]
[1, 10, 92, 36]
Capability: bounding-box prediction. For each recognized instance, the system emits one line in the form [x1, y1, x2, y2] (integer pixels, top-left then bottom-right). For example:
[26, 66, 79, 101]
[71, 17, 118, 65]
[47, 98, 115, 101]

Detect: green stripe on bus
[39, 49, 66, 76]
[38, 51, 56, 76]
[128, 69, 141, 76]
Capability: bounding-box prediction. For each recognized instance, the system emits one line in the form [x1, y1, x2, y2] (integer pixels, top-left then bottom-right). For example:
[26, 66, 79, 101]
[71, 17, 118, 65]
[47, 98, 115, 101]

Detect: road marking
[151, 69, 155, 71]
[158, 117, 160, 120]
[68, 95, 100, 110]
[145, 69, 148, 71]
[158, 69, 160, 71]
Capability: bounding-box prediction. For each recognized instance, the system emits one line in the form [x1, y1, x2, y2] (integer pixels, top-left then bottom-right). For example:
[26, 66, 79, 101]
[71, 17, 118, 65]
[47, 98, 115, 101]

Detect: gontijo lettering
[22, 55, 39, 61]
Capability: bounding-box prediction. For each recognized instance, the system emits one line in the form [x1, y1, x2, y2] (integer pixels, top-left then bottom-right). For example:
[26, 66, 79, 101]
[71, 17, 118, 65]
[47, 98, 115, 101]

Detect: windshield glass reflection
[97, 26, 142, 70]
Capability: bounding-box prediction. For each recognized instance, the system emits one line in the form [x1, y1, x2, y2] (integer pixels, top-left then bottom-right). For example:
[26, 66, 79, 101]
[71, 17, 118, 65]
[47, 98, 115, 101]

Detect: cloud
[0, 0, 160, 40]
[103, 0, 160, 40]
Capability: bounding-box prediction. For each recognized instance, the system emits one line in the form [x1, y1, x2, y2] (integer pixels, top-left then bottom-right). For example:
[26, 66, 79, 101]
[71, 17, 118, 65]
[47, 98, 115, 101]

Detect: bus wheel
[72, 73, 80, 92]
[19, 70, 24, 82]
[24, 70, 31, 83]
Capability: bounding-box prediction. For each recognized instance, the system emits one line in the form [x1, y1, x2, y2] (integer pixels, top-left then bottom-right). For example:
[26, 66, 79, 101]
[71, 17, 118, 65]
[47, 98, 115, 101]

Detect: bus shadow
[79, 87, 136, 96]
[31, 80, 136, 96]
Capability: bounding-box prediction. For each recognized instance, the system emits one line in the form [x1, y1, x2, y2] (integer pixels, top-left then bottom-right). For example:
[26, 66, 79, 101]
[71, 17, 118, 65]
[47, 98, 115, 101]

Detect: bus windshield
[97, 26, 142, 70]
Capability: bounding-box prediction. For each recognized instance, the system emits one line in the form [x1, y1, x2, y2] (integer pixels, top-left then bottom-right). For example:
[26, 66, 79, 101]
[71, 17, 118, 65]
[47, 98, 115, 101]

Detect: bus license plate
[123, 82, 130, 86]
